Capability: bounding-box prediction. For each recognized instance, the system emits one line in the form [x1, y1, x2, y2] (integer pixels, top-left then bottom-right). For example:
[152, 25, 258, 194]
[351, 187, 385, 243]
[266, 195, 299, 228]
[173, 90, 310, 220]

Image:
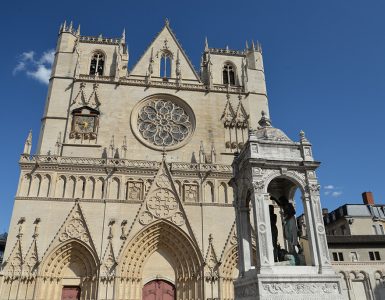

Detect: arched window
[223, 63, 236, 85]
[160, 52, 172, 79]
[89, 52, 105, 76]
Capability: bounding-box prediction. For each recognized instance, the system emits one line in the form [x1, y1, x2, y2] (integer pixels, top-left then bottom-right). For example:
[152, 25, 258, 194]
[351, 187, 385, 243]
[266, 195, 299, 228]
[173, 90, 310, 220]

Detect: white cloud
[21, 51, 35, 61]
[324, 185, 335, 190]
[323, 184, 343, 198]
[13, 49, 54, 84]
[332, 191, 342, 197]
[39, 50, 55, 65]
[27, 65, 52, 84]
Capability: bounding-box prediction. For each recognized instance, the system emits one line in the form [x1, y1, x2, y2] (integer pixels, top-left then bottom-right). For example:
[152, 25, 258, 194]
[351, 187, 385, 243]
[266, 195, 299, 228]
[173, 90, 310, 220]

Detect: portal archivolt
[37, 240, 98, 299]
[118, 220, 204, 300]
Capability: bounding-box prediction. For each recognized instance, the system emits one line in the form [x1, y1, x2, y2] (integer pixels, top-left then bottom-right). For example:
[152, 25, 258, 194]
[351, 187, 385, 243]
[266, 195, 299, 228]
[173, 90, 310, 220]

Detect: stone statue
[282, 201, 300, 264]
[269, 205, 279, 262]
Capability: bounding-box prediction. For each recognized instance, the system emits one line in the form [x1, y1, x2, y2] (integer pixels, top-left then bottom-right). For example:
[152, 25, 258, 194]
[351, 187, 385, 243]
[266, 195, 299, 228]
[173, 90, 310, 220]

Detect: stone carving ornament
[138, 99, 192, 147]
[139, 187, 185, 226]
[59, 210, 89, 243]
[262, 282, 339, 295]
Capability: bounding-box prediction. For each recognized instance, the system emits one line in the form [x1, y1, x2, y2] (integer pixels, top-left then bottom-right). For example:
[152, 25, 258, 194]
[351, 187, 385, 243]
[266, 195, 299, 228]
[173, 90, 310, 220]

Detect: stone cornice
[19, 155, 233, 176]
[76, 74, 249, 94]
[15, 197, 234, 207]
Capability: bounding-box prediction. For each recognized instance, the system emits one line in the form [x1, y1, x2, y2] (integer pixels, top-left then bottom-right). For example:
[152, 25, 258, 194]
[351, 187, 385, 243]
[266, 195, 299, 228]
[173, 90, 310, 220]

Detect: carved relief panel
[126, 180, 144, 201]
[183, 183, 199, 202]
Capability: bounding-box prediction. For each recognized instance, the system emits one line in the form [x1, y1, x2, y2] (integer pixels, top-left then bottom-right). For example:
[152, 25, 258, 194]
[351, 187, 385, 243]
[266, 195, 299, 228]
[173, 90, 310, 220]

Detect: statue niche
[267, 177, 305, 266]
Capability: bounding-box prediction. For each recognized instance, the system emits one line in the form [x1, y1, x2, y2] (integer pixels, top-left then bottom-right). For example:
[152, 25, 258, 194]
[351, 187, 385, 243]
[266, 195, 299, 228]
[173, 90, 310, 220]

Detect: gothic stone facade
[0, 20, 369, 300]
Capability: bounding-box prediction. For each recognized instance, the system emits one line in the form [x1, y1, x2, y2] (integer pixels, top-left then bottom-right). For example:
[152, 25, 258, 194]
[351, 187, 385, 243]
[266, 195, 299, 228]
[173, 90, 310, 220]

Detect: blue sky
[1, 1, 384, 231]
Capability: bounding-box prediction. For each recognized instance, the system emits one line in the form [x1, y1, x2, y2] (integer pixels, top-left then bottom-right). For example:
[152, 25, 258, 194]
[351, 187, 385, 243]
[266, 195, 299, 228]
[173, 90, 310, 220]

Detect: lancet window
[89, 52, 105, 76]
[223, 63, 236, 85]
[160, 51, 172, 78]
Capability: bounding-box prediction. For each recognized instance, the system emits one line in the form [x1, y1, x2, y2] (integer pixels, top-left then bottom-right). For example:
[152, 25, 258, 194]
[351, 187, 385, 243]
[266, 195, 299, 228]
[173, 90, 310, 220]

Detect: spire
[55, 132, 62, 156]
[63, 20, 67, 31]
[211, 144, 216, 164]
[256, 41, 262, 53]
[245, 40, 249, 50]
[109, 135, 115, 157]
[59, 23, 63, 34]
[199, 141, 206, 163]
[148, 48, 154, 76]
[76, 24, 81, 36]
[68, 21, 73, 32]
[205, 37, 209, 52]
[258, 110, 272, 128]
[121, 28, 126, 43]
[122, 136, 127, 159]
[23, 130, 32, 155]
[251, 40, 255, 50]
[176, 49, 181, 82]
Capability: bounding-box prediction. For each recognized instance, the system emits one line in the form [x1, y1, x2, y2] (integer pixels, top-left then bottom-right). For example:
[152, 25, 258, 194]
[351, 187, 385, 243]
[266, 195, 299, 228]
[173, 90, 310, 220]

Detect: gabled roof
[130, 20, 201, 82]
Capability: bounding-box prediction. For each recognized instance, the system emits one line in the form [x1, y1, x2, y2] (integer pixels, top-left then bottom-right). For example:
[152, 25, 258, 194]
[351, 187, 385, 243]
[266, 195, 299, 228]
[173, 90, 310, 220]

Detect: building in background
[298, 192, 385, 299]
[324, 192, 385, 300]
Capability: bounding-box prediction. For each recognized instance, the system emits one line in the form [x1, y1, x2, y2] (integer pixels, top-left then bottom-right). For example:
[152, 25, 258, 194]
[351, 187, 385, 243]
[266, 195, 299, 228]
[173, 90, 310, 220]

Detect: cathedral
[0, 20, 349, 300]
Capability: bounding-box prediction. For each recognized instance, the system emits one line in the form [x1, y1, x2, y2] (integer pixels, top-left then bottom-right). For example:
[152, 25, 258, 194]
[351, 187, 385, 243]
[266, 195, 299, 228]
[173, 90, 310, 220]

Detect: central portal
[142, 280, 175, 300]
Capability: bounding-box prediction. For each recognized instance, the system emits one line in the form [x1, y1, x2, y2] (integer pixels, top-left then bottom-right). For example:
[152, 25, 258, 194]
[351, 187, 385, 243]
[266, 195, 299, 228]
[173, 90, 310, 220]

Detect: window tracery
[223, 63, 236, 85]
[89, 52, 105, 76]
[137, 99, 192, 148]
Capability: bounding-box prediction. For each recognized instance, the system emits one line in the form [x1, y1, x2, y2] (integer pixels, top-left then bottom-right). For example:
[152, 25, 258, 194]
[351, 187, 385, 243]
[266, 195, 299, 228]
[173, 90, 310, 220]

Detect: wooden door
[61, 286, 81, 300]
[142, 280, 175, 300]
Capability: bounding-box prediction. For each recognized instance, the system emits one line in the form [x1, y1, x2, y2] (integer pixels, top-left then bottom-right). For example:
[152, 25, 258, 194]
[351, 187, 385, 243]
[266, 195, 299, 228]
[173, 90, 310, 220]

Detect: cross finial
[165, 18, 170, 26]
[209, 233, 213, 243]
[299, 130, 309, 143]
[258, 110, 272, 128]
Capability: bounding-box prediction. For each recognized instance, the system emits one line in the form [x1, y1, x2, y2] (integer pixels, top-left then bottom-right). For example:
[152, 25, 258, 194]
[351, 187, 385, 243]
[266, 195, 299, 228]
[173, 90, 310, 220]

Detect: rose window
[137, 100, 192, 147]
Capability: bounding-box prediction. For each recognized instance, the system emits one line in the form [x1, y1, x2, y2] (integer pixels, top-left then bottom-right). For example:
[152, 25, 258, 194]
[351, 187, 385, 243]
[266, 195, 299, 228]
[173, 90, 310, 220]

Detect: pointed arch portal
[37, 240, 98, 300]
[118, 220, 203, 300]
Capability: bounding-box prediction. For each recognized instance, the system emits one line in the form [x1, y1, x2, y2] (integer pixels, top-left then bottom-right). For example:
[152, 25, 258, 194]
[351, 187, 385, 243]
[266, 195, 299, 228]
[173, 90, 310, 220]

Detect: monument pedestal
[235, 268, 342, 300]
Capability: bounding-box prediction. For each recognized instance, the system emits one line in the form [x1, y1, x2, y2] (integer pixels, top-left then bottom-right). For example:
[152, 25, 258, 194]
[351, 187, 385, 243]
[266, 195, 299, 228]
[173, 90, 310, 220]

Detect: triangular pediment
[130, 22, 201, 82]
[22, 239, 39, 278]
[101, 240, 117, 279]
[204, 234, 220, 280]
[71, 82, 88, 107]
[221, 98, 236, 126]
[3, 238, 23, 279]
[41, 201, 97, 261]
[120, 159, 201, 253]
[71, 82, 101, 110]
[234, 98, 249, 127]
[220, 221, 238, 262]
